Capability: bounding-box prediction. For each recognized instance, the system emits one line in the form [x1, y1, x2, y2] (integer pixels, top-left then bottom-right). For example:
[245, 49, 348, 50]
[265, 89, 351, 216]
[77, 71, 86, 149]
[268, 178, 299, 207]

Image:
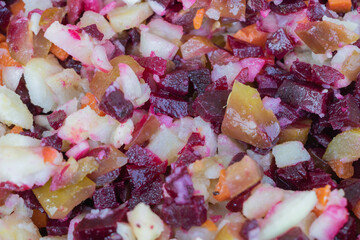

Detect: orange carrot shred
[213, 169, 231, 202]
[233, 24, 268, 47]
[81, 92, 106, 116]
[10, 0, 25, 15]
[42, 147, 58, 163]
[10, 126, 23, 134]
[0, 42, 21, 86]
[315, 185, 331, 207]
[193, 8, 205, 30]
[328, 0, 352, 13]
[201, 219, 218, 231]
[50, 44, 69, 61]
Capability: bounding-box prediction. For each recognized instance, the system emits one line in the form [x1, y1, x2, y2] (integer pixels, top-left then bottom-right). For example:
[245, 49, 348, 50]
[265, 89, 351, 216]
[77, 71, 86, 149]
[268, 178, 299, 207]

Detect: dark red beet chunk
[94, 168, 121, 187]
[126, 145, 163, 167]
[334, 216, 357, 240]
[165, 166, 194, 204]
[18, 190, 44, 211]
[135, 56, 167, 76]
[193, 89, 230, 130]
[278, 227, 309, 240]
[47, 110, 67, 130]
[306, 1, 328, 21]
[15, 77, 43, 116]
[67, 0, 84, 24]
[150, 93, 189, 118]
[270, 0, 306, 15]
[290, 61, 312, 82]
[186, 132, 205, 147]
[277, 79, 329, 116]
[266, 28, 294, 59]
[99, 88, 134, 123]
[82, 24, 104, 41]
[0, 1, 11, 31]
[248, 0, 269, 10]
[276, 102, 304, 128]
[159, 70, 189, 96]
[174, 147, 201, 167]
[240, 220, 260, 240]
[59, 57, 82, 74]
[228, 35, 264, 58]
[338, 178, 360, 209]
[93, 185, 120, 209]
[41, 133, 63, 151]
[47, 218, 72, 236]
[312, 64, 344, 86]
[188, 68, 212, 94]
[20, 124, 46, 139]
[275, 160, 336, 191]
[328, 94, 360, 130]
[128, 176, 163, 209]
[73, 208, 127, 240]
[226, 184, 256, 212]
[162, 196, 207, 230]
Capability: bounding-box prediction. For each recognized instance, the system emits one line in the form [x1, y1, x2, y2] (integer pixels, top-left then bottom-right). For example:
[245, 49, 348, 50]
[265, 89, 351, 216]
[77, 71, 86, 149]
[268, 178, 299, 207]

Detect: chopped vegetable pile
[1, 0, 360, 239]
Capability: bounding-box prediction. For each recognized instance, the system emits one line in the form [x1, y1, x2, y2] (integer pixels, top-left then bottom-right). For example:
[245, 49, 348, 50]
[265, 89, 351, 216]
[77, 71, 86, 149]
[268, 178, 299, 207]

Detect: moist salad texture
[1, 0, 360, 239]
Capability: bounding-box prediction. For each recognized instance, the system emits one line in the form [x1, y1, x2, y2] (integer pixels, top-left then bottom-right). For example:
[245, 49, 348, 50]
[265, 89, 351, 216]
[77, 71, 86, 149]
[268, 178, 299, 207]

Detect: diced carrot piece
[193, 8, 205, 30]
[328, 0, 352, 13]
[42, 146, 58, 163]
[0, 34, 5, 42]
[10, 0, 25, 15]
[50, 44, 69, 61]
[202, 219, 218, 231]
[328, 161, 354, 179]
[81, 92, 106, 116]
[10, 126, 23, 134]
[233, 24, 268, 47]
[0, 42, 21, 67]
[213, 169, 231, 202]
[315, 185, 331, 206]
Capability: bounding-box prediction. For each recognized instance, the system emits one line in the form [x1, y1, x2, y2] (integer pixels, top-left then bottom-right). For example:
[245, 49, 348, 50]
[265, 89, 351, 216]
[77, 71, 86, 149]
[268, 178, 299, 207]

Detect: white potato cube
[272, 141, 311, 168]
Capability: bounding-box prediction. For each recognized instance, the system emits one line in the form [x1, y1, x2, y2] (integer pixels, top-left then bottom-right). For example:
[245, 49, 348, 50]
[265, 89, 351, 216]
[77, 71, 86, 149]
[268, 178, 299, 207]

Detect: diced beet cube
[193, 89, 230, 129]
[150, 93, 189, 118]
[20, 124, 46, 139]
[134, 56, 167, 76]
[162, 196, 207, 230]
[113, 181, 128, 203]
[275, 102, 304, 128]
[128, 176, 163, 209]
[165, 166, 194, 204]
[166, 6, 196, 32]
[59, 57, 82, 74]
[127, 161, 167, 189]
[270, 0, 306, 15]
[338, 178, 360, 209]
[126, 145, 163, 167]
[73, 208, 128, 240]
[228, 36, 264, 58]
[94, 168, 121, 187]
[82, 24, 104, 41]
[99, 88, 134, 123]
[174, 146, 201, 167]
[263, 65, 296, 85]
[248, 0, 269, 10]
[41, 134, 63, 151]
[334, 216, 357, 240]
[312, 64, 344, 86]
[47, 218, 71, 236]
[226, 183, 257, 212]
[306, 1, 328, 22]
[186, 132, 205, 147]
[328, 94, 360, 130]
[159, 70, 189, 96]
[278, 227, 309, 240]
[188, 68, 212, 94]
[290, 61, 312, 82]
[276, 79, 329, 116]
[240, 220, 260, 240]
[18, 190, 44, 211]
[275, 160, 336, 191]
[266, 28, 294, 59]
[0, 1, 11, 30]
[67, 0, 84, 24]
[47, 110, 67, 130]
[15, 77, 43, 116]
[93, 185, 120, 209]
[256, 74, 279, 90]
